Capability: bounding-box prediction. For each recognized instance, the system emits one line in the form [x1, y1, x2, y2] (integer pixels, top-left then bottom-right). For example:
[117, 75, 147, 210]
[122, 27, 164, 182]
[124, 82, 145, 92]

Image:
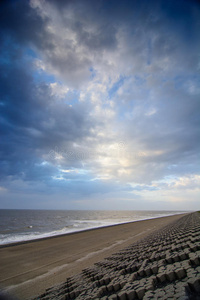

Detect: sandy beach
[0, 213, 189, 299]
[31, 212, 200, 300]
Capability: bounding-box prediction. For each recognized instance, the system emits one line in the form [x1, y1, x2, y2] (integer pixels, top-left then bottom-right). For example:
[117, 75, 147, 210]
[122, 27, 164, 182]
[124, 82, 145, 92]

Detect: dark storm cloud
[0, 0, 53, 50]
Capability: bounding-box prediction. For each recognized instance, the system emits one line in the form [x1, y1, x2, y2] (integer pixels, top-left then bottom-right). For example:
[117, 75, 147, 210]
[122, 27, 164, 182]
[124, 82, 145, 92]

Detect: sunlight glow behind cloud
[0, 0, 199, 210]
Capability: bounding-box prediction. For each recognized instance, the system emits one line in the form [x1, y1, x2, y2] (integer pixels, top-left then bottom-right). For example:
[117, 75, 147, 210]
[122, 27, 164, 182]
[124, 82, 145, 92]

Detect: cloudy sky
[0, 0, 199, 210]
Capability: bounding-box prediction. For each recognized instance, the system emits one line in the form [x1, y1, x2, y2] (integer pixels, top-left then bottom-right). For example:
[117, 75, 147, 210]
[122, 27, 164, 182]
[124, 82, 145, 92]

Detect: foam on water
[0, 209, 188, 245]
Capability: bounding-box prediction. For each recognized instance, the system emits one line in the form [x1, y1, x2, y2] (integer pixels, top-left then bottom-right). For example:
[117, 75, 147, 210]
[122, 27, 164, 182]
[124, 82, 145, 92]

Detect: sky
[0, 0, 200, 211]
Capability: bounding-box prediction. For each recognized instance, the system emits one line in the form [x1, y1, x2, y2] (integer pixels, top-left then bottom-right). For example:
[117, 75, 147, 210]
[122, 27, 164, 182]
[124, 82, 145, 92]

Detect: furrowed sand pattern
[33, 213, 200, 300]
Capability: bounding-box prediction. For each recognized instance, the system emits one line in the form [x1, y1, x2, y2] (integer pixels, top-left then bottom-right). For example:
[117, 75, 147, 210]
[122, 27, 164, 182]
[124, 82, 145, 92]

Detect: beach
[0, 213, 194, 299]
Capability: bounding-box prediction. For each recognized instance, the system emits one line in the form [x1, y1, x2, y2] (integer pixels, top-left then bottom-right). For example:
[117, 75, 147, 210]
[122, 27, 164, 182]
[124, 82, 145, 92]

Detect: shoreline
[0, 213, 189, 299]
[0, 212, 187, 249]
[33, 212, 200, 300]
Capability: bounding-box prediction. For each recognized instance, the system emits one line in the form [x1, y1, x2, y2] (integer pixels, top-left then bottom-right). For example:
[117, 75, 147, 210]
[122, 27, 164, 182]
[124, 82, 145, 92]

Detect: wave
[0, 211, 186, 245]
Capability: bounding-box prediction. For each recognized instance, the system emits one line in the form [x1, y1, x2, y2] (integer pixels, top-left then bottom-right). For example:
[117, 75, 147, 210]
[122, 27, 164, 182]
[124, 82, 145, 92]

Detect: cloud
[0, 0, 52, 50]
[29, 0, 119, 87]
[0, 0, 199, 209]
[0, 37, 94, 185]
[167, 175, 200, 190]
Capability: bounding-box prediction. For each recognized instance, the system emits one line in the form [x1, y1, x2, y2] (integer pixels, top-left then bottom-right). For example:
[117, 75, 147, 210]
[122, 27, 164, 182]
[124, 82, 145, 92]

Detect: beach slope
[0, 213, 193, 299]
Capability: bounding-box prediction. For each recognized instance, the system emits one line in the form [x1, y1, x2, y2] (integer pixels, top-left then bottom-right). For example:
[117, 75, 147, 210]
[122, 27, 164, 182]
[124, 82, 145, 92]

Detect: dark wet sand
[0, 213, 187, 299]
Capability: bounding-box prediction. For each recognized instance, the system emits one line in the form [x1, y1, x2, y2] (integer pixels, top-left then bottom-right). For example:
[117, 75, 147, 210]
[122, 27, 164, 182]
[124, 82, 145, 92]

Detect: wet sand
[0, 213, 187, 299]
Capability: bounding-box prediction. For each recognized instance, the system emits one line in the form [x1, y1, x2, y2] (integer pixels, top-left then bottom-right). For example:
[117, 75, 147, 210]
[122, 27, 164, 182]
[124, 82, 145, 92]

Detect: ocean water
[0, 209, 187, 245]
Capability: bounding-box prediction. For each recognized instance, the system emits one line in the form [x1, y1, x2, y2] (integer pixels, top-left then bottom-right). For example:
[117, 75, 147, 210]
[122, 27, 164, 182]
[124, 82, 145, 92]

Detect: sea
[0, 209, 188, 246]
